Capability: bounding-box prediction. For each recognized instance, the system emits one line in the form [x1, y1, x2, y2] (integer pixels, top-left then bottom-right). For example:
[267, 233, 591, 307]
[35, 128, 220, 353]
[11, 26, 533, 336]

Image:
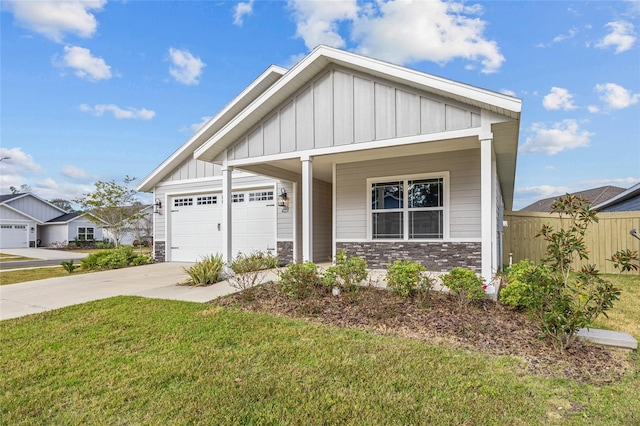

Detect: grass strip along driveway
[2, 296, 639, 425]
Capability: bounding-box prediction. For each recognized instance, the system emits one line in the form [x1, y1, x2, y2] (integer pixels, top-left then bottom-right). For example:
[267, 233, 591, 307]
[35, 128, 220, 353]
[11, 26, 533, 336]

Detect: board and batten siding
[7, 197, 62, 222]
[153, 174, 278, 240]
[225, 66, 481, 161]
[164, 157, 221, 182]
[335, 149, 481, 240]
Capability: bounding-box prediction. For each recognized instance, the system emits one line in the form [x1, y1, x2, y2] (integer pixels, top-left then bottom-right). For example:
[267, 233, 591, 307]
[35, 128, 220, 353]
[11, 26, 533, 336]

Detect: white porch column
[480, 136, 493, 283]
[301, 156, 313, 262]
[221, 165, 233, 264]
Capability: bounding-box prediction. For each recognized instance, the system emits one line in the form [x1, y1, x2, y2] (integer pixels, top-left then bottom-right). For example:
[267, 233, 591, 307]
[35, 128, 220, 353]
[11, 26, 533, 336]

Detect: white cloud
[552, 27, 578, 43]
[520, 119, 593, 155]
[79, 104, 156, 120]
[542, 87, 577, 110]
[62, 165, 89, 179]
[0, 147, 43, 194]
[168, 48, 205, 85]
[581, 177, 639, 188]
[58, 45, 112, 81]
[587, 105, 600, 113]
[190, 116, 213, 132]
[516, 185, 572, 199]
[233, 0, 254, 26]
[2, 0, 106, 43]
[595, 83, 639, 109]
[38, 177, 58, 190]
[500, 89, 516, 97]
[288, 0, 359, 49]
[596, 21, 636, 53]
[350, 0, 504, 73]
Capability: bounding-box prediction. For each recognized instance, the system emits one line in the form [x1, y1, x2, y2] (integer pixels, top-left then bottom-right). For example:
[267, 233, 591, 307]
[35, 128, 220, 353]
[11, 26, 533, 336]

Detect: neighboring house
[138, 45, 522, 282]
[520, 185, 626, 212]
[0, 193, 104, 248]
[39, 212, 105, 247]
[102, 204, 154, 246]
[593, 182, 640, 212]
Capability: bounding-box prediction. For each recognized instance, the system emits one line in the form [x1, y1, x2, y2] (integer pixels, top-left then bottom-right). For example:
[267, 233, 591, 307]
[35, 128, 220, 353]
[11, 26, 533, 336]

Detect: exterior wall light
[153, 198, 162, 214]
[278, 188, 289, 213]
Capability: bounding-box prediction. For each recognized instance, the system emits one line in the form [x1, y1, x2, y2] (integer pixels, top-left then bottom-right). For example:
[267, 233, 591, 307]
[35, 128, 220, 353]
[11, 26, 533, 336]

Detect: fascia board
[137, 65, 288, 192]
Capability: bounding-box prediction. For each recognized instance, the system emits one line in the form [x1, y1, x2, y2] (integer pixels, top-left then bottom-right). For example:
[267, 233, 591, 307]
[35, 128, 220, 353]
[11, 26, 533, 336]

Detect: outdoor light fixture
[153, 198, 162, 214]
[631, 229, 640, 241]
[278, 188, 289, 212]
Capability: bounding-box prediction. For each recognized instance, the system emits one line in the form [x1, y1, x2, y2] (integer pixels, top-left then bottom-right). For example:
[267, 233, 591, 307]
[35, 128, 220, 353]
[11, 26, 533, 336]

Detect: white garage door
[0, 224, 29, 248]
[169, 190, 276, 262]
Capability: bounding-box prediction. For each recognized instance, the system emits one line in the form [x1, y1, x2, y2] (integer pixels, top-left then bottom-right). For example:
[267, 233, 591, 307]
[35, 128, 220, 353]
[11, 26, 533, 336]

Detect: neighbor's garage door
[169, 190, 276, 262]
[0, 224, 29, 248]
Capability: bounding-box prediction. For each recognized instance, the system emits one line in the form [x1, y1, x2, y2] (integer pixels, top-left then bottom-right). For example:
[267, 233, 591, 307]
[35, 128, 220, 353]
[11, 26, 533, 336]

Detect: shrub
[94, 241, 115, 250]
[279, 262, 320, 299]
[81, 245, 152, 271]
[183, 254, 224, 286]
[385, 259, 433, 298]
[60, 260, 77, 274]
[500, 259, 537, 309]
[322, 250, 368, 292]
[228, 251, 279, 291]
[441, 267, 485, 305]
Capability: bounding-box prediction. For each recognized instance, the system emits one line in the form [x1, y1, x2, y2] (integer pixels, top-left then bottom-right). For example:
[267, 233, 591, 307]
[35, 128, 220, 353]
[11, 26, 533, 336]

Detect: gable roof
[137, 66, 287, 192]
[194, 45, 522, 165]
[0, 193, 23, 203]
[520, 185, 626, 212]
[593, 182, 640, 211]
[0, 192, 68, 219]
[46, 211, 86, 224]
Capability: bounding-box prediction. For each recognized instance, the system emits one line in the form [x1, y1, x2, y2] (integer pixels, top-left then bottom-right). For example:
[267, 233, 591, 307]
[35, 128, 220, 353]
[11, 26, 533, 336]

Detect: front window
[78, 227, 95, 241]
[370, 175, 445, 240]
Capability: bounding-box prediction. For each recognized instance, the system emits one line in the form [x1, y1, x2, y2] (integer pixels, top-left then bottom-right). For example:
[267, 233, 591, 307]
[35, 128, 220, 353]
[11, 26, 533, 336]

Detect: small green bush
[500, 259, 537, 309]
[94, 241, 115, 250]
[441, 267, 485, 305]
[80, 245, 151, 271]
[229, 251, 279, 291]
[183, 254, 224, 286]
[385, 260, 433, 298]
[322, 250, 368, 292]
[60, 260, 77, 274]
[279, 262, 319, 299]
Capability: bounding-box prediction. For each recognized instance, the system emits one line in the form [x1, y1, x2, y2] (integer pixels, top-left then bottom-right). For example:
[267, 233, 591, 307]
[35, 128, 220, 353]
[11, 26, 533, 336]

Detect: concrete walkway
[0, 263, 278, 321]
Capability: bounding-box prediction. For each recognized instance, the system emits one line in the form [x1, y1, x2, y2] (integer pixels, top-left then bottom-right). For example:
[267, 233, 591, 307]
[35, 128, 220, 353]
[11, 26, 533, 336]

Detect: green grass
[1, 297, 638, 425]
[592, 273, 640, 339]
[0, 266, 88, 286]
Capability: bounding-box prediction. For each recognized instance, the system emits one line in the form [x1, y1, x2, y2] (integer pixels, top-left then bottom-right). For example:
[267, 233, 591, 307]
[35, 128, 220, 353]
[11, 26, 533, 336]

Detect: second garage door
[169, 190, 276, 262]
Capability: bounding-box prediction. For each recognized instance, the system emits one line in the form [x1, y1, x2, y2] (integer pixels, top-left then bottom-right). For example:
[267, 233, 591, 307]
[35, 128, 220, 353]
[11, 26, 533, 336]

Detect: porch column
[301, 156, 313, 262]
[221, 165, 233, 264]
[480, 136, 493, 283]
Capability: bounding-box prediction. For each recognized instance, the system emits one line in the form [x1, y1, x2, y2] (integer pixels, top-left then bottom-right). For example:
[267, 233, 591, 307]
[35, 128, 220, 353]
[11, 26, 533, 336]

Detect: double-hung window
[370, 173, 447, 240]
[77, 227, 95, 241]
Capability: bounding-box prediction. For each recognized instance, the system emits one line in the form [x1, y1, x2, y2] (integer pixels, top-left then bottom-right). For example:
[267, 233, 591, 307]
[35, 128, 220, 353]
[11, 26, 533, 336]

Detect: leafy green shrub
[80, 245, 151, 271]
[385, 259, 433, 298]
[60, 260, 77, 274]
[441, 267, 485, 305]
[229, 251, 279, 291]
[322, 250, 368, 292]
[94, 241, 115, 250]
[500, 259, 536, 309]
[183, 254, 224, 286]
[279, 262, 320, 299]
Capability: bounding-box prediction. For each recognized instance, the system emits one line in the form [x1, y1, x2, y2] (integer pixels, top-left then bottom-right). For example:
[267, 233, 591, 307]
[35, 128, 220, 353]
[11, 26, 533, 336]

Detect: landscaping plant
[322, 249, 368, 293]
[60, 260, 78, 274]
[183, 254, 224, 286]
[385, 259, 433, 298]
[278, 262, 320, 299]
[80, 245, 152, 271]
[530, 194, 623, 352]
[499, 259, 540, 309]
[441, 267, 485, 306]
[228, 251, 279, 292]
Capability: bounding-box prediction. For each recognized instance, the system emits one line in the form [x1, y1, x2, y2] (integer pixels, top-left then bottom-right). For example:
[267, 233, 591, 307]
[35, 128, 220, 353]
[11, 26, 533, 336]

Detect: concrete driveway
[0, 262, 267, 321]
[0, 248, 89, 269]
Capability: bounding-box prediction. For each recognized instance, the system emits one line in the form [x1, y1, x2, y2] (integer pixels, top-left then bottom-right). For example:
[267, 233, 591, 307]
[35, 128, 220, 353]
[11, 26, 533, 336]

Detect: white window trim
[366, 171, 450, 241]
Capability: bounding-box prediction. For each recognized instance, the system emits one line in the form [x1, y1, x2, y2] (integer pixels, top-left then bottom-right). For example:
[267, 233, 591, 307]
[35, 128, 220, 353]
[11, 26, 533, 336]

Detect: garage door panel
[0, 224, 29, 248]
[169, 191, 276, 262]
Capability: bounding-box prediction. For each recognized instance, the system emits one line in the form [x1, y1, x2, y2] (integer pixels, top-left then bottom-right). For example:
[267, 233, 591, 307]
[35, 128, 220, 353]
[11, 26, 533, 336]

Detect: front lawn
[0, 266, 88, 286]
[1, 296, 638, 425]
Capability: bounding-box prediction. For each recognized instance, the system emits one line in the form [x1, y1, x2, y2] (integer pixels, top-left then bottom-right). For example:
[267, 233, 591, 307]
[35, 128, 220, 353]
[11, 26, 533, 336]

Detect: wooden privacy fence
[503, 211, 640, 275]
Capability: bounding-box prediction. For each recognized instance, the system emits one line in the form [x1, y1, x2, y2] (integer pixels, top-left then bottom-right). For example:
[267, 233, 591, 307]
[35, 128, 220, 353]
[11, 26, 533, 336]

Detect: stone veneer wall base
[154, 241, 166, 263]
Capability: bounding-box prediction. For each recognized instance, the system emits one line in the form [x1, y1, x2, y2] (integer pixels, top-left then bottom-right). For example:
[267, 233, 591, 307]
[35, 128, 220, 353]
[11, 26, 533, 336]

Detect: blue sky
[1, 0, 638, 210]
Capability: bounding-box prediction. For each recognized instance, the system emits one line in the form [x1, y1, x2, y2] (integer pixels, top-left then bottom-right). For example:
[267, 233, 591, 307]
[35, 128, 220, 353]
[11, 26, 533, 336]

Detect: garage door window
[197, 196, 217, 205]
[174, 198, 193, 207]
[233, 193, 245, 203]
[249, 191, 273, 202]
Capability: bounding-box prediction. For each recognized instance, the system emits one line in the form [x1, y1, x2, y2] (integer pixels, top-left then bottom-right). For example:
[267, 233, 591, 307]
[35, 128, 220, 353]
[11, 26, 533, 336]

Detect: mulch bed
[215, 282, 636, 384]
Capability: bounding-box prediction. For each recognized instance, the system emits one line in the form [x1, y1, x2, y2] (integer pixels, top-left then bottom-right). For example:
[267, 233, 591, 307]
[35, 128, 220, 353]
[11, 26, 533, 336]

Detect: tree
[10, 184, 31, 194]
[74, 176, 145, 247]
[49, 198, 74, 212]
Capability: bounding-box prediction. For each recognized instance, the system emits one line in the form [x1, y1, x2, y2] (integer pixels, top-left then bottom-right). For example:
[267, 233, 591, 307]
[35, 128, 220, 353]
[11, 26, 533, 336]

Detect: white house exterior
[139, 46, 521, 282]
[0, 193, 105, 248]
